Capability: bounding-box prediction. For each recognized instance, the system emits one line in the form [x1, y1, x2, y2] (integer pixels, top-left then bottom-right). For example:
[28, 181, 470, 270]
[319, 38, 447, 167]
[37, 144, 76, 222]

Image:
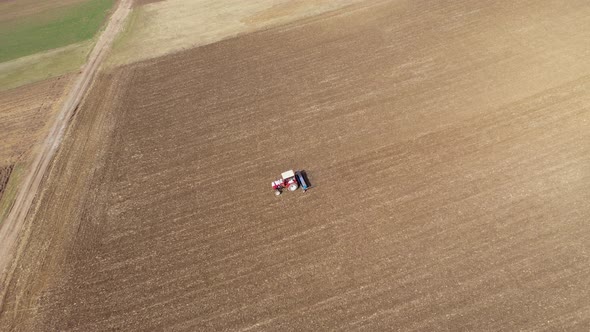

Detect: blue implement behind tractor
[295, 170, 309, 192]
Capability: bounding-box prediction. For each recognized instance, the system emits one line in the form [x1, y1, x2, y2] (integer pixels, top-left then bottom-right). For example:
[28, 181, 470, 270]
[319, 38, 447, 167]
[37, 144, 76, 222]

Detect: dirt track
[1, 0, 590, 330]
[0, 0, 132, 310]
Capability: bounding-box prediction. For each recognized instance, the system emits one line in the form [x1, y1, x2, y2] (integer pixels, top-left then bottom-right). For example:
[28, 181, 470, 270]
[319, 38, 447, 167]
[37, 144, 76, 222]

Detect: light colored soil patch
[0, 41, 91, 91]
[0, 75, 73, 165]
[108, 0, 362, 67]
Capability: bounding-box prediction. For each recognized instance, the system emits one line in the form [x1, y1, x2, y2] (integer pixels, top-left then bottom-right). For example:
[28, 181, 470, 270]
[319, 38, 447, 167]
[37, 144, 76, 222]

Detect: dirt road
[0, 0, 132, 292]
[1, 0, 590, 330]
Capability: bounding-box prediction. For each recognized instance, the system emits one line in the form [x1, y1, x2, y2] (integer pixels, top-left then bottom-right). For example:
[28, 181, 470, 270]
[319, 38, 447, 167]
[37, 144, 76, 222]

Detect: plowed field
[1, 0, 590, 330]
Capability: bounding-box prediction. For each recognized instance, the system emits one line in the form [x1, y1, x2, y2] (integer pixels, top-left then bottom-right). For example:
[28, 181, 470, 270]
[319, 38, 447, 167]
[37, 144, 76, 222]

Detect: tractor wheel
[288, 183, 299, 192]
[274, 190, 281, 196]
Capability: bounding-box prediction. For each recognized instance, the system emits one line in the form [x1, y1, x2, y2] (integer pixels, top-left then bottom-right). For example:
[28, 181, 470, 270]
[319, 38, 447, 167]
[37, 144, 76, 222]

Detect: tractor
[272, 170, 309, 196]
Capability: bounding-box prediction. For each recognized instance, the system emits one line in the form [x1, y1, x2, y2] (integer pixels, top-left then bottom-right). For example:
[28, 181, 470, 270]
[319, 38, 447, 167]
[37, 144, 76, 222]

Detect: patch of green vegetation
[0, 0, 114, 62]
[0, 41, 91, 91]
[0, 163, 25, 225]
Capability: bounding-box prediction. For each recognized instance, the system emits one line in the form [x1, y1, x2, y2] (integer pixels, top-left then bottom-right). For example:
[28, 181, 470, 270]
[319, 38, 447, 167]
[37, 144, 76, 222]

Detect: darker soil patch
[0, 165, 13, 202]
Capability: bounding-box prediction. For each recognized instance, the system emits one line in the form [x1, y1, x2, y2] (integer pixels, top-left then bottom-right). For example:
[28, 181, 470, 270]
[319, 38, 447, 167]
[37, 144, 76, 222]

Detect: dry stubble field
[1, 0, 590, 330]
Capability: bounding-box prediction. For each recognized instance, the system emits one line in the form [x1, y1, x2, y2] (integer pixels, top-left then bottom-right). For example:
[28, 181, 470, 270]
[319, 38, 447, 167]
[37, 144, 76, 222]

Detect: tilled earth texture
[2, 0, 590, 330]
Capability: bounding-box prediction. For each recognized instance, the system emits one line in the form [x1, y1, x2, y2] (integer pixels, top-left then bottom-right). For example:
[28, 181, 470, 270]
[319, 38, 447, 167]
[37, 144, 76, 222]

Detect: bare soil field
[1, 0, 590, 330]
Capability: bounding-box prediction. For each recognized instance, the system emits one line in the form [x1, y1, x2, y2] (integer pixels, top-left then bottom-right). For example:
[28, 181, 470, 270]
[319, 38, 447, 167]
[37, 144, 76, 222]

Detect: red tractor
[272, 170, 309, 196]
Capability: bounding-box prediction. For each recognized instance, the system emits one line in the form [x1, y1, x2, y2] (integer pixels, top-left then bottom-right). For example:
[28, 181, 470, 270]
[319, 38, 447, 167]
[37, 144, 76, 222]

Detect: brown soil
[1, 0, 590, 330]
